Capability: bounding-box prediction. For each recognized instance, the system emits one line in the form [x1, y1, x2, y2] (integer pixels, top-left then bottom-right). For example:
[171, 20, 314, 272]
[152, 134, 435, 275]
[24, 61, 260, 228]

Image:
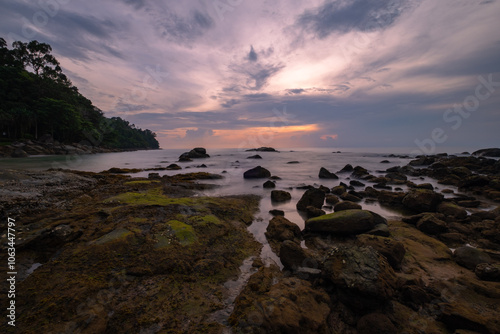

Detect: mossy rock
[167, 220, 197, 245]
[93, 228, 133, 245]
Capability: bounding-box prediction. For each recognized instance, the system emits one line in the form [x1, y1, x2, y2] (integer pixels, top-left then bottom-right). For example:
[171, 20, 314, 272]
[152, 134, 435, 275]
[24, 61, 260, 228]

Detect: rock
[457, 200, 481, 208]
[338, 164, 353, 173]
[365, 224, 390, 237]
[12, 148, 28, 158]
[243, 166, 271, 179]
[148, 173, 161, 179]
[322, 246, 397, 308]
[416, 214, 448, 235]
[380, 160, 391, 164]
[438, 302, 492, 334]
[245, 147, 278, 152]
[325, 194, 339, 205]
[196, 164, 207, 168]
[349, 180, 365, 187]
[474, 263, 500, 281]
[377, 191, 405, 206]
[287, 161, 300, 164]
[400, 285, 432, 311]
[306, 206, 325, 218]
[357, 235, 406, 270]
[334, 201, 362, 212]
[357, 313, 397, 334]
[331, 185, 346, 195]
[385, 172, 407, 181]
[339, 192, 362, 202]
[402, 189, 444, 213]
[416, 183, 434, 190]
[296, 188, 325, 211]
[247, 154, 262, 159]
[409, 156, 435, 166]
[472, 148, 500, 157]
[305, 210, 386, 235]
[265, 216, 301, 245]
[263, 180, 276, 188]
[453, 246, 492, 270]
[166, 163, 182, 170]
[269, 209, 285, 216]
[351, 166, 369, 178]
[437, 202, 468, 219]
[179, 147, 210, 160]
[279, 240, 309, 269]
[318, 167, 338, 179]
[271, 190, 291, 202]
[438, 233, 466, 247]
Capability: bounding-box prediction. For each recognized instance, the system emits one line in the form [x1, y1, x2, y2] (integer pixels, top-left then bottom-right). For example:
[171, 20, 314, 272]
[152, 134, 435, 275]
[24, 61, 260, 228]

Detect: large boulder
[472, 148, 500, 157]
[296, 188, 325, 211]
[453, 246, 492, 270]
[279, 240, 311, 269]
[178, 147, 210, 160]
[402, 189, 444, 213]
[243, 166, 271, 179]
[265, 216, 301, 244]
[322, 246, 397, 308]
[305, 210, 386, 235]
[318, 167, 338, 179]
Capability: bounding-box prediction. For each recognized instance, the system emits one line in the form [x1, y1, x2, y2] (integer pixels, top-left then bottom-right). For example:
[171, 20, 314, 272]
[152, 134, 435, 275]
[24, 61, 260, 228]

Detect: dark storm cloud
[296, 0, 416, 38]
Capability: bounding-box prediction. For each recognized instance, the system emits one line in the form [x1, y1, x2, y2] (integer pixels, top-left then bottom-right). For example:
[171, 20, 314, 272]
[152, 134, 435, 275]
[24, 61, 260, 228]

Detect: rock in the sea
[472, 148, 500, 157]
[247, 154, 262, 159]
[349, 180, 365, 187]
[296, 188, 325, 211]
[269, 209, 285, 216]
[148, 172, 161, 179]
[322, 246, 397, 308]
[279, 240, 310, 269]
[271, 190, 291, 202]
[402, 189, 444, 213]
[357, 235, 406, 270]
[339, 192, 362, 202]
[263, 180, 276, 188]
[266, 216, 301, 245]
[178, 147, 210, 160]
[245, 147, 278, 152]
[453, 246, 492, 270]
[318, 167, 338, 179]
[166, 163, 182, 170]
[338, 164, 353, 173]
[243, 166, 271, 179]
[305, 209, 386, 235]
[334, 201, 362, 212]
[474, 263, 500, 281]
[306, 206, 325, 218]
[325, 194, 340, 205]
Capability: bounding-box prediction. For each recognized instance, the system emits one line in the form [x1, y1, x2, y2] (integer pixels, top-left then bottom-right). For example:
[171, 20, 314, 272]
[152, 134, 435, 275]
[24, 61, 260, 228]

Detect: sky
[1, 0, 500, 151]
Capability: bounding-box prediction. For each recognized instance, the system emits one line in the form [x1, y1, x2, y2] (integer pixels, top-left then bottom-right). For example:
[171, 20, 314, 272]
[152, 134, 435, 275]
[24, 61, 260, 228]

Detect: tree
[12, 40, 63, 80]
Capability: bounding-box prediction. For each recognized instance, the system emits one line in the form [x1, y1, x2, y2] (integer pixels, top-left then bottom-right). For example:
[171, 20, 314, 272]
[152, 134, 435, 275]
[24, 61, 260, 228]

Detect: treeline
[0, 38, 159, 149]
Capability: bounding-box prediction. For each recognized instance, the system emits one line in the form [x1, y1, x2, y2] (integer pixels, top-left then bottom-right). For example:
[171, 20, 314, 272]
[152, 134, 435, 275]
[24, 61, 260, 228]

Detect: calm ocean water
[0, 147, 479, 265]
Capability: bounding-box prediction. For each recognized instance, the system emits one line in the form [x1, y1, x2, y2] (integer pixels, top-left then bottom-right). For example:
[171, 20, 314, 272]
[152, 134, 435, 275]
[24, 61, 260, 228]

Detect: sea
[0, 146, 482, 267]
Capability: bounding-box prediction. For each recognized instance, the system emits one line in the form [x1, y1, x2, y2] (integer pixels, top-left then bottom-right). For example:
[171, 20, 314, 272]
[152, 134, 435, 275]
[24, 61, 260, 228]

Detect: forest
[0, 37, 159, 149]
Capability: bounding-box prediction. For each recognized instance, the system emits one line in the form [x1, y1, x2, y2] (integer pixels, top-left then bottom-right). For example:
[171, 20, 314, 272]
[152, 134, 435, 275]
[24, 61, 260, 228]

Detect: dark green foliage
[0, 38, 159, 149]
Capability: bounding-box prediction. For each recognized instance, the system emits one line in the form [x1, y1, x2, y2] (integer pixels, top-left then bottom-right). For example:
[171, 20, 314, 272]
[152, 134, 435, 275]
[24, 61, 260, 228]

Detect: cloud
[248, 45, 258, 62]
[295, 0, 417, 38]
[185, 128, 214, 139]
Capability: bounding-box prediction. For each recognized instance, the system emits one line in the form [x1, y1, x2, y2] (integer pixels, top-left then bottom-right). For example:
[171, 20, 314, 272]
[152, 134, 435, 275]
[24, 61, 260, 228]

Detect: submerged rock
[247, 154, 262, 159]
[472, 148, 500, 157]
[245, 147, 278, 152]
[263, 180, 275, 188]
[178, 147, 210, 160]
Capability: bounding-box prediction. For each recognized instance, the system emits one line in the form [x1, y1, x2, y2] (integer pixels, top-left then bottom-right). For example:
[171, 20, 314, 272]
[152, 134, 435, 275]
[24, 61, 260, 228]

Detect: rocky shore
[0, 135, 154, 158]
[1, 150, 500, 333]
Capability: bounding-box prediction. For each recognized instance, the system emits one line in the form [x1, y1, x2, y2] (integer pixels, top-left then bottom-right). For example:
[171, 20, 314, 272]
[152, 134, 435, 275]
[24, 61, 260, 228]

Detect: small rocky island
[1, 150, 500, 333]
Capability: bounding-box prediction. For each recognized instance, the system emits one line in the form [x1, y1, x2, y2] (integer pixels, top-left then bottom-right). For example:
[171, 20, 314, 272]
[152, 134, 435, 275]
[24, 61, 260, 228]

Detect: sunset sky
[1, 0, 500, 150]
